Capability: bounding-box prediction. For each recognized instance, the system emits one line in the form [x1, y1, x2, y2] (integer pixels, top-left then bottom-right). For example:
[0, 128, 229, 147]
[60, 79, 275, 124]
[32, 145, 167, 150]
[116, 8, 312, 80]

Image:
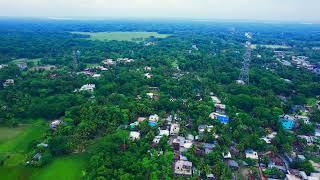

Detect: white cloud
[0, 0, 319, 22]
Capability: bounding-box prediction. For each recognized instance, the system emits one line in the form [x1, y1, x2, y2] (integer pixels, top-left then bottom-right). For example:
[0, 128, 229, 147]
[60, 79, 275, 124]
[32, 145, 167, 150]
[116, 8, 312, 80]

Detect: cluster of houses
[2, 79, 14, 87]
[16, 61, 28, 71]
[274, 110, 320, 179]
[30, 65, 56, 71]
[240, 140, 320, 179]
[286, 172, 320, 180]
[273, 51, 296, 67]
[144, 42, 156, 46]
[278, 113, 313, 130]
[208, 94, 230, 124]
[78, 58, 125, 78]
[0, 64, 8, 69]
[253, 150, 320, 180]
[274, 51, 320, 74]
[128, 115, 161, 141]
[126, 111, 252, 178]
[79, 84, 96, 92]
[127, 113, 196, 176]
[74, 84, 96, 93]
[144, 73, 153, 79]
[246, 100, 320, 179]
[278, 111, 320, 146]
[260, 131, 277, 144]
[126, 90, 320, 178]
[312, 47, 320, 51]
[27, 119, 63, 165]
[78, 57, 135, 78]
[143, 66, 153, 79]
[126, 94, 236, 177]
[102, 57, 135, 66]
[292, 56, 320, 74]
[146, 87, 160, 100]
[188, 44, 199, 54]
[78, 66, 106, 78]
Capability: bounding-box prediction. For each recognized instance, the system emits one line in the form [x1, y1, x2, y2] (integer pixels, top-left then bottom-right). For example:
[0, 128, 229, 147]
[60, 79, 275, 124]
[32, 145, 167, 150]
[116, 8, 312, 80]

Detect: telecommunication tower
[237, 32, 253, 85]
[72, 50, 80, 71]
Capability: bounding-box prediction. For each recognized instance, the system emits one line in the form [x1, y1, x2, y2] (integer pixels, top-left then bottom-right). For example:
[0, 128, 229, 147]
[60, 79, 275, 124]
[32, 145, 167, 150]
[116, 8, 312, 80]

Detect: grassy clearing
[252, 44, 291, 49]
[0, 166, 34, 180]
[0, 126, 25, 143]
[85, 63, 100, 68]
[0, 154, 87, 180]
[30, 154, 87, 180]
[0, 121, 86, 180]
[12, 58, 41, 65]
[0, 120, 48, 177]
[307, 98, 317, 106]
[0, 121, 47, 153]
[171, 60, 178, 68]
[72, 31, 170, 41]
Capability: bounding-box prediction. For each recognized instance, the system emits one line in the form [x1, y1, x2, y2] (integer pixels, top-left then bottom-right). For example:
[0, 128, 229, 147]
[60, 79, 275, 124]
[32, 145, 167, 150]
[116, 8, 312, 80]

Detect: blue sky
[0, 0, 319, 22]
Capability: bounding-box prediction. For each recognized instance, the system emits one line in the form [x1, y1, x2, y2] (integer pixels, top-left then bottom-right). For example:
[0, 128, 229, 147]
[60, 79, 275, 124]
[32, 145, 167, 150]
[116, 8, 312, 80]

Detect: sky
[0, 0, 319, 22]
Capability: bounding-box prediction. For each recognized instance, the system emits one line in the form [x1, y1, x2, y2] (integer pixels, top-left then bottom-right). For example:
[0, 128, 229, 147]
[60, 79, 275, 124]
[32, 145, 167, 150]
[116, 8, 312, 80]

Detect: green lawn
[30, 155, 87, 180]
[72, 31, 170, 41]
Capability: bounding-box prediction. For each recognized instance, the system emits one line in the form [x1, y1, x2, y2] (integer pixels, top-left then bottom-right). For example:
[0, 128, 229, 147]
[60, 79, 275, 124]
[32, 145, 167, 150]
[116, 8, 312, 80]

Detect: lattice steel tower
[72, 50, 81, 71]
[238, 33, 253, 85]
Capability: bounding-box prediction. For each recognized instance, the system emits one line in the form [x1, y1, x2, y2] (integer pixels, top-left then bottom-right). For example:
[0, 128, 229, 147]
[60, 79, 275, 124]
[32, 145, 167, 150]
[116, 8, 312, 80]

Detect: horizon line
[0, 16, 319, 25]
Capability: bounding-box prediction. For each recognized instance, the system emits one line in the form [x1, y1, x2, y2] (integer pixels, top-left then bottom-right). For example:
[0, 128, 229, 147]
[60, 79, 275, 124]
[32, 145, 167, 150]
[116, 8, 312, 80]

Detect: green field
[0, 121, 47, 153]
[307, 98, 317, 106]
[72, 31, 170, 41]
[30, 155, 87, 180]
[0, 126, 25, 143]
[0, 166, 34, 180]
[0, 155, 86, 180]
[0, 121, 46, 179]
[12, 58, 41, 65]
[171, 60, 178, 68]
[252, 44, 291, 49]
[0, 120, 47, 169]
[0, 121, 86, 180]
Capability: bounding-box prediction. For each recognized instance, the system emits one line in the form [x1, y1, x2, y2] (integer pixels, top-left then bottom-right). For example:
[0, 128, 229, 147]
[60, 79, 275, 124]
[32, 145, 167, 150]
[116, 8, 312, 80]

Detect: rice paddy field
[72, 31, 170, 41]
[0, 121, 86, 180]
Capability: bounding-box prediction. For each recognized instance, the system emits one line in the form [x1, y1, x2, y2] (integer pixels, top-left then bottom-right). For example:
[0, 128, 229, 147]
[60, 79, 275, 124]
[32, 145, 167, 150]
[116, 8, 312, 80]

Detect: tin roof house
[279, 115, 296, 130]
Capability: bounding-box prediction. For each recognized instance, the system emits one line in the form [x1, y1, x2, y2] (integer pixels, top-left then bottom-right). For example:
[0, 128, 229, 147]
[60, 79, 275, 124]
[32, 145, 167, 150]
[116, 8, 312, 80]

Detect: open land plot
[0, 126, 25, 143]
[0, 154, 86, 180]
[12, 58, 41, 65]
[0, 121, 47, 153]
[251, 44, 291, 49]
[30, 155, 87, 180]
[0, 121, 86, 180]
[0, 120, 48, 173]
[72, 31, 170, 41]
